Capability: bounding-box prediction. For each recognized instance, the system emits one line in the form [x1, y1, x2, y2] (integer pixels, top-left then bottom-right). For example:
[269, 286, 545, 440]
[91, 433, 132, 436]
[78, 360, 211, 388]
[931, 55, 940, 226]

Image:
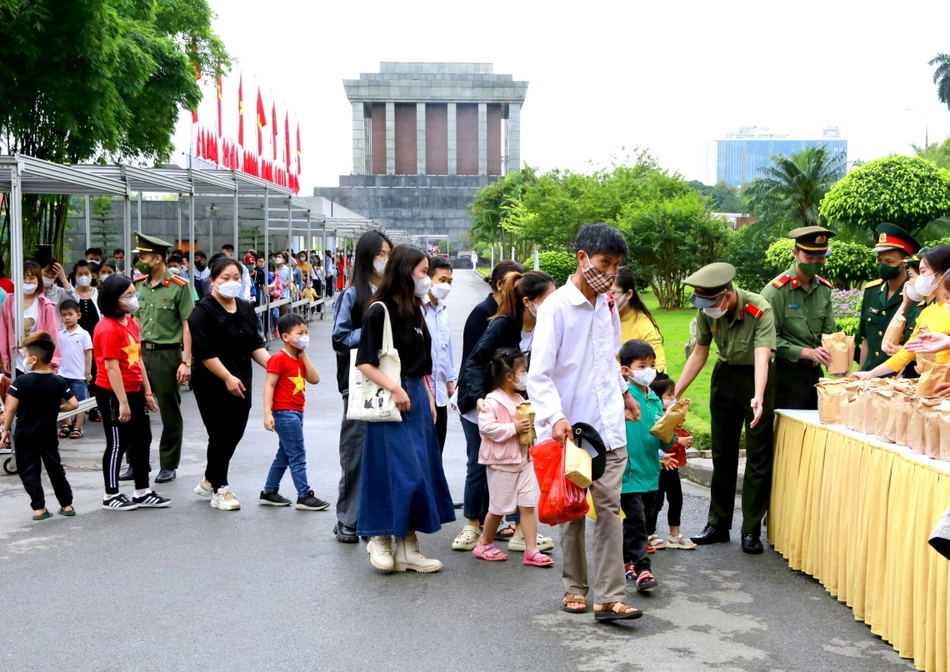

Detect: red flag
[237, 74, 244, 147]
[216, 73, 223, 138]
[196, 127, 203, 159]
[295, 123, 301, 174]
[256, 88, 266, 156]
[190, 38, 200, 123]
[271, 101, 278, 161]
[284, 112, 291, 170]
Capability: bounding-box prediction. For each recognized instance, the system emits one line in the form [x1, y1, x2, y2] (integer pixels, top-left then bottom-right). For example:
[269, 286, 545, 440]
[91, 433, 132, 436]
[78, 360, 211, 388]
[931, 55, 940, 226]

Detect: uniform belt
[779, 357, 818, 369]
[142, 342, 181, 351]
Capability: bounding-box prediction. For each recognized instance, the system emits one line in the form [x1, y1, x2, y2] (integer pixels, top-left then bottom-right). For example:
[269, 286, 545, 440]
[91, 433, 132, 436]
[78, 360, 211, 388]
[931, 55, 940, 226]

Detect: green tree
[930, 54, 950, 110]
[469, 165, 536, 256]
[914, 137, 950, 170]
[723, 224, 778, 291]
[744, 145, 845, 234]
[616, 192, 730, 309]
[0, 0, 229, 261]
[819, 155, 950, 237]
[764, 238, 873, 289]
[688, 180, 744, 212]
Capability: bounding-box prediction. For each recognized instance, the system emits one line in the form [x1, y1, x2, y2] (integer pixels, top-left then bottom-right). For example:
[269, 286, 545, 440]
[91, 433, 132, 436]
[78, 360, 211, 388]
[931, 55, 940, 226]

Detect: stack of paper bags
[816, 378, 848, 425]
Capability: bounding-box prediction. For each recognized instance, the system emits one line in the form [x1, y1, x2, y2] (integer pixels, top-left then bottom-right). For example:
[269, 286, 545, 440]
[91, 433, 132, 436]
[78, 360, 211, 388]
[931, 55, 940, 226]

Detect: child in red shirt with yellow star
[260, 314, 327, 510]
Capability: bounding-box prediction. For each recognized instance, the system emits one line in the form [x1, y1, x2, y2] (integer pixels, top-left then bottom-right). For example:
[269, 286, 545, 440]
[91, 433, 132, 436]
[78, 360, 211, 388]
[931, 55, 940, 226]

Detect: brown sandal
[594, 602, 643, 621]
[561, 592, 588, 613]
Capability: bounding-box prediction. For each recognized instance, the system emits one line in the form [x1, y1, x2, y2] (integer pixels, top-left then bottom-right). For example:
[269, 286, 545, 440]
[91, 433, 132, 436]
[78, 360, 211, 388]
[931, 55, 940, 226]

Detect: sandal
[523, 549, 553, 567]
[648, 534, 667, 551]
[452, 525, 482, 551]
[472, 542, 508, 561]
[59, 423, 72, 438]
[594, 602, 643, 621]
[561, 593, 588, 613]
[494, 524, 517, 542]
[69, 427, 83, 439]
[508, 533, 554, 552]
[32, 510, 52, 521]
[636, 570, 658, 593]
[624, 563, 637, 581]
[666, 534, 697, 550]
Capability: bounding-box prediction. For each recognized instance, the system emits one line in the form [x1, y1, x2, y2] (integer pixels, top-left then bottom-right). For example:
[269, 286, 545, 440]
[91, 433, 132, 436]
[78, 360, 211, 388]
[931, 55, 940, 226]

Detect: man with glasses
[857, 223, 921, 373]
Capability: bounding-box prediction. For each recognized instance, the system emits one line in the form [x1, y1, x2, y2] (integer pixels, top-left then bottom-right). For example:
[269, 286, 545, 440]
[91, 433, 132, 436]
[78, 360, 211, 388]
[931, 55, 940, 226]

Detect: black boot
[690, 525, 730, 545]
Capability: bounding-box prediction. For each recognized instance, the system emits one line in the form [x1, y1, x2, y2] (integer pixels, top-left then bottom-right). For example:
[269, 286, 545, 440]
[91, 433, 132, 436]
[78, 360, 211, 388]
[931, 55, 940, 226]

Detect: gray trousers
[336, 395, 367, 529]
[560, 445, 627, 605]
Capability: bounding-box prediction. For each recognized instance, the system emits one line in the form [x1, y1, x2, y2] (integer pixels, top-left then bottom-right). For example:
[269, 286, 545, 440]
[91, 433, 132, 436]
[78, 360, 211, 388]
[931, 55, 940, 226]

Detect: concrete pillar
[447, 102, 457, 176]
[352, 102, 365, 175]
[507, 103, 521, 174]
[416, 103, 426, 175]
[478, 103, 488, 176]
[385, 102, 396, 176]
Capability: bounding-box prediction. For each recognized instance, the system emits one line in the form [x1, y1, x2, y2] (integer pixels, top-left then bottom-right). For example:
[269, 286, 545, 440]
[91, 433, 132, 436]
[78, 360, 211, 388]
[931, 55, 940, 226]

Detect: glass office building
[710, 127, 847, 186]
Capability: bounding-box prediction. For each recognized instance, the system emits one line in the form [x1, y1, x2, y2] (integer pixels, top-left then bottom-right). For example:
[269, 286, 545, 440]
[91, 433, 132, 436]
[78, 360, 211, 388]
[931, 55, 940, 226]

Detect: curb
[681, 457, 745, 495]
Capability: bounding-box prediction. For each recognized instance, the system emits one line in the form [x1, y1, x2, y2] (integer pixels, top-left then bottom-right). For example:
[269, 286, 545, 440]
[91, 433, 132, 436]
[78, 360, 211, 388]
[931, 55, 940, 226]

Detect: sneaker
[210, 486, 240, 511]
[102, 493, 138, 511]
[132, 490, 171, 508]
[296, 491, 330, 511]
[259, 490, 292, 506]
[194, 477, 214, 498]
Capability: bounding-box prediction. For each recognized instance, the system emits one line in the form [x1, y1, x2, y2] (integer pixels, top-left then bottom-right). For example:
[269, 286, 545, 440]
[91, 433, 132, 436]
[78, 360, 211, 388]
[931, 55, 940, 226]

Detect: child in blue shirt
[619, 339, 675, 593]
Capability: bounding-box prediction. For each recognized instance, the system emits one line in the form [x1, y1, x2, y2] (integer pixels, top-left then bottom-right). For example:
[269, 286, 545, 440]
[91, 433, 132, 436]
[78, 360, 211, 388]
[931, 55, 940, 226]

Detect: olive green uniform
[858, 279, 919, 372]
[134, 270, 194, 470]
[696, 287, 777, 534]
[760, 267, 836, 410]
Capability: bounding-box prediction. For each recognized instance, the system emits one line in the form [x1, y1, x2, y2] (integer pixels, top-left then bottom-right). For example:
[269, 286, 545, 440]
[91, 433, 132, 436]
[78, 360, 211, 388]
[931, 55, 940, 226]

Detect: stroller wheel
[3, 457, 16, 475]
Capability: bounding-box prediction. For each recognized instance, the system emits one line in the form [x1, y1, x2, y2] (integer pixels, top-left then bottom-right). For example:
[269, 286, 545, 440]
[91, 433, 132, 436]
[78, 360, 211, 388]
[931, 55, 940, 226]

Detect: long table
[771, 410, 950, 672]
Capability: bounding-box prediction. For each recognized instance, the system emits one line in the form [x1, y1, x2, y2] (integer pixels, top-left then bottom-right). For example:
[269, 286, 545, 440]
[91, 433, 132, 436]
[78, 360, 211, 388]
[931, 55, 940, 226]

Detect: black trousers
[325, 277, 334, 298]
[435, 405, 448, 454]
[194, 380, 251, 491]
[647, 468, 683, 532]
[97, 389, 152, 495]
[17, 435, 72, 510]
[620, 491, 653, 573]
[774, 359, 821, 410]
[336, 395, 367, 529]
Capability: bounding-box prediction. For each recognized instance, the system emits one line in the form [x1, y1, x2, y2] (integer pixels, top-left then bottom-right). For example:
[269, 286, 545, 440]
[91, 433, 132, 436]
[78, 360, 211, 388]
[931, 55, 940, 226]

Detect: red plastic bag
[530, 438, 589, 525]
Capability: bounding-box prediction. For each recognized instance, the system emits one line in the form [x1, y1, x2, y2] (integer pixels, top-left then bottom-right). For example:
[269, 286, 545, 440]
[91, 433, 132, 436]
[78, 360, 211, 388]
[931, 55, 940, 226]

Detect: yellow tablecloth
[772, 410, 950, 672]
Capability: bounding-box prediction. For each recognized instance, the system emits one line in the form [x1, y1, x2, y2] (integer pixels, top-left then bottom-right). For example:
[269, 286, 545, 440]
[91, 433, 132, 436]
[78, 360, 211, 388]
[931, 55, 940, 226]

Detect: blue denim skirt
[356, 377, 456, 537]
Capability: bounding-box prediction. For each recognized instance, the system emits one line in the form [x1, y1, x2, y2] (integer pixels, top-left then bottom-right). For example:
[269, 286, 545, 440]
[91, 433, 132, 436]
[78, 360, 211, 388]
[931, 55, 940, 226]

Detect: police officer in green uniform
[858, 223, 921, 372]
[675, 263, 776, 554]
[121, 231, 194, 484]
[760, 227, 838, 410]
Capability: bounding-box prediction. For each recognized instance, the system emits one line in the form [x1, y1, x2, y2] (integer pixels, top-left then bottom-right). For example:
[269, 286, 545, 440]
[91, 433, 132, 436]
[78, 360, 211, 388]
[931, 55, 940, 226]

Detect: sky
[175, 0, 950, 192]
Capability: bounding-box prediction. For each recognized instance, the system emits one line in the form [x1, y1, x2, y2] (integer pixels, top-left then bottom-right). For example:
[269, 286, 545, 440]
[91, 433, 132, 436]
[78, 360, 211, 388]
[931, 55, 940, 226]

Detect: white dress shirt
[527, 276, 627, 451]
[422, 293, 457, 407]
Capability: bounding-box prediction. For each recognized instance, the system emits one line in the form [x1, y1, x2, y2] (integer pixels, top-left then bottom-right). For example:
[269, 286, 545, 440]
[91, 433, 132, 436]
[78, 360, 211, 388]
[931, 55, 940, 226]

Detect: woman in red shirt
[94, 275, 168, 511]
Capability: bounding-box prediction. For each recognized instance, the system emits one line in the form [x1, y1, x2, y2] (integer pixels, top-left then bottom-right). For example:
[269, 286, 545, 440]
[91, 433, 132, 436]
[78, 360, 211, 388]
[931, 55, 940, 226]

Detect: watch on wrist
[182, 360, 191, 367]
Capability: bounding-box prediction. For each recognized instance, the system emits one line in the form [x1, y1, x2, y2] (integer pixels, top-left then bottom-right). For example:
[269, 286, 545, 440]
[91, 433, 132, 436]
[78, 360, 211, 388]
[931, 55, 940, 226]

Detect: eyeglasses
[374, 253, 389, 261]
[119, 293, 136, 301]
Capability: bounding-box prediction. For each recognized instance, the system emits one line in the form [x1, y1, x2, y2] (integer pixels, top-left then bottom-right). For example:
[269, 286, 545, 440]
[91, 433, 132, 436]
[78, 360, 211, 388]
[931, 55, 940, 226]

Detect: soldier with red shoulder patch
[760, 226, 838, 410]
[674, 262, 777, 555]
[121, 231, 195, 485]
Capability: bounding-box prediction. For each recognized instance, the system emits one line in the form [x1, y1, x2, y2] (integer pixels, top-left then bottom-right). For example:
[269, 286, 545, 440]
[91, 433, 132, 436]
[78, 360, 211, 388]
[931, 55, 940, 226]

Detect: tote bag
[346, 302, 402, 422]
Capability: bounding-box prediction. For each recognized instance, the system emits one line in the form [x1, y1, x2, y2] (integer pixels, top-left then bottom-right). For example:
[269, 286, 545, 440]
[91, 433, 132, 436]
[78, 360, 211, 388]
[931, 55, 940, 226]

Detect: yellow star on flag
[122, 334, 141, 368]
[289, 372, 305, 395]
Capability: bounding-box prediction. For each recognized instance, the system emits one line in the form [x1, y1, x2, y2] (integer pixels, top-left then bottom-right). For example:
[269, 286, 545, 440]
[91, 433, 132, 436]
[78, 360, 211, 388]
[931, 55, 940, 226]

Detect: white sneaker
[366, 536, 395, 572]
[210, 486, 241, 511]
[194, 477, 213, 498]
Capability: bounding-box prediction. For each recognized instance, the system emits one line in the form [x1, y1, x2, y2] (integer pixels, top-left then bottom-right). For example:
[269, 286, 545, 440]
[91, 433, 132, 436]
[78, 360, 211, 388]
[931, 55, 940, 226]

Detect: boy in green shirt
[619, 340, 675, 594]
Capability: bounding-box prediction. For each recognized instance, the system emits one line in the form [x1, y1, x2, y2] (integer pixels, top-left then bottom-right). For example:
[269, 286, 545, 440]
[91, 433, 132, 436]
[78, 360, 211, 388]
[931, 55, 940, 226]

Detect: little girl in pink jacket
[473, 348, 552, 567]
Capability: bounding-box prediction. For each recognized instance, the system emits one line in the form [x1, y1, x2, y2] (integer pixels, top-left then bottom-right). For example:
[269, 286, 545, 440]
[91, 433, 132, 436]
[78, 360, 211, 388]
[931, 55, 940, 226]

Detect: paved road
[0, 269, 914, 672]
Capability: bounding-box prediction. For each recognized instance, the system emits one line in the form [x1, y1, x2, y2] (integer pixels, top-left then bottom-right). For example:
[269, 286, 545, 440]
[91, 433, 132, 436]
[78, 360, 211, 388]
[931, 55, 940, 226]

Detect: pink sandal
[473, 542, 508, 561]
[523, 549, 554, 567]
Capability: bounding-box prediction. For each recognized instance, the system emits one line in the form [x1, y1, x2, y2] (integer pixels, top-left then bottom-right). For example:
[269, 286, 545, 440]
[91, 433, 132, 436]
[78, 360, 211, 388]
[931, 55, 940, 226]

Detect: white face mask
[168, 267, 181, 276]
[22, 282, 37, 295]
[294, 335, 310, 350]
[703, 305, 727, 319]
[631, 367, 657, 387]
[514, 374, 528, 391]
[24, 356, 37, 372]
[99, 274, 112, 282]
[662, 398, 675, 409]
[76, 275, 92, 287]
[430, 282, 452, 301]
[275, 257, 284, 266]
[915, 272, 939, 298]
[414, 275, 432, 298]
[216, 280, 243, 299]
[121, 295, 139, 313]
[526, 300, 539, 317]
[42, 276, 54, 287]
[373, 259, 387, 277]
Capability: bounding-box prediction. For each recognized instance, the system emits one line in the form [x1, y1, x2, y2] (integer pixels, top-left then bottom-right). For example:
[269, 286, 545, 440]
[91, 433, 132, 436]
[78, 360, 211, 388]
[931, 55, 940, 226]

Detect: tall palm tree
[745, 145, 846, 232]
[930, 54, 950, 109]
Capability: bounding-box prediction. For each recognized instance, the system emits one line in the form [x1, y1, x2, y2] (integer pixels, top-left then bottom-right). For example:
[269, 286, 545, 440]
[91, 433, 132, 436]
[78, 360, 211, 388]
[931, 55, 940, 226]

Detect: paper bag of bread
[937, 403, 950, 461]
[858, 381, 886, 434]
[515, 400, 537, 447]
[650, 398, 690, 443]
[874, 389, 896, 443]
[816, 378, 847, 425]
[882, 311, 907, 348]
[564, 438, 592, 489]
[909, 397, 944, 454]
[821, 332, 855, 376]
[889, 391, 914, 446]
[840, 381, 864, 430]
[916, 358, 950, 397]
[915, 324, 937, 366]
[923, 401, 950, 459]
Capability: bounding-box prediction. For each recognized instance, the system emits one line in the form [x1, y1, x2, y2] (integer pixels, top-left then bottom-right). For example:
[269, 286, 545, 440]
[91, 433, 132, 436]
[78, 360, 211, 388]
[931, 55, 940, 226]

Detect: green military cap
[132, 230, 172, 256]
[873, 222, 921, 255]
[788, 226, 836, 257]
[684, 262, 736, 308]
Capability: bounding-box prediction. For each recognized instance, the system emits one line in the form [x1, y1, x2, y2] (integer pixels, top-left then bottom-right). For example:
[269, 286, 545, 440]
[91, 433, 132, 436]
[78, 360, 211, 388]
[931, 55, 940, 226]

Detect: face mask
[24, 356, 36, 372]
[631, 367, 657, 387]
[22, 283, 37, 295]
[275, 257, 284, 266]
[514, 374, 528, 391]
[293, 335, 310, 350]
[914, 273, 939, 297]
[905, 282, 923, 302]
[414, 275, 432, 298]
[76, 276, 92, 287]
[877, 262, 903, 281]
[797, 261, 821, 278]
[431, 282, 452, 301]
[99, 274, 112, 282]
[136, 260, 152, 275]
[526, 301, 539, 317]
[42, 276, 54, 287]
[116, 261, 125, 270]
[168, 267, 181, 276]
[121, 295, 139, 313]
[703, 305, 727, 319]
[216, 280, 243, 299]
[373, 259, 388, 277]
[581, 253, 616, 294]
[662, 398, 674, 409]
[615, 294, 629, 312]
[195, 262, 206, 271]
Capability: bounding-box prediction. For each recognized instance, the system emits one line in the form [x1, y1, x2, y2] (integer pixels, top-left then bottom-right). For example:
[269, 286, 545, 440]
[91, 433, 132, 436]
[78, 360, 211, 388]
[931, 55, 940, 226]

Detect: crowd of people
[9, 218, 949, 623]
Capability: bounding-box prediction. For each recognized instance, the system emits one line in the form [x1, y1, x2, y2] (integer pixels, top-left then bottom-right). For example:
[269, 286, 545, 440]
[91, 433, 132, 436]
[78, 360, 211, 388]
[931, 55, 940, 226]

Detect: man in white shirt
[422, 256, 457, 452]
[527, 223, 642, 622]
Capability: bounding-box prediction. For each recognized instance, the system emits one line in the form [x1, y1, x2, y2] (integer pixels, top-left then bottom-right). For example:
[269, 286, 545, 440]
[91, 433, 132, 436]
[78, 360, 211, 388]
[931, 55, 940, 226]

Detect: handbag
[531, 439, 589, 525]
[346, 302, 402, 422]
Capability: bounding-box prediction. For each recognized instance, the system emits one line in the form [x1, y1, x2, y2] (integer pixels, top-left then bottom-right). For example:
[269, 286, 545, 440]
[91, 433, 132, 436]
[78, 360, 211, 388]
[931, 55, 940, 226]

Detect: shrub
[764, 239, 873, 289]
[533, 251, 577, 286]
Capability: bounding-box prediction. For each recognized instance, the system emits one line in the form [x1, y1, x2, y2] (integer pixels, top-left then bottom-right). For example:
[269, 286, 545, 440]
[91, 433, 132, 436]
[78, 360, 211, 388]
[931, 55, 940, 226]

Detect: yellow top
[301, 287, 317, 301]
[620, 309, 667, 372]
[885, 299, 950, 370]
